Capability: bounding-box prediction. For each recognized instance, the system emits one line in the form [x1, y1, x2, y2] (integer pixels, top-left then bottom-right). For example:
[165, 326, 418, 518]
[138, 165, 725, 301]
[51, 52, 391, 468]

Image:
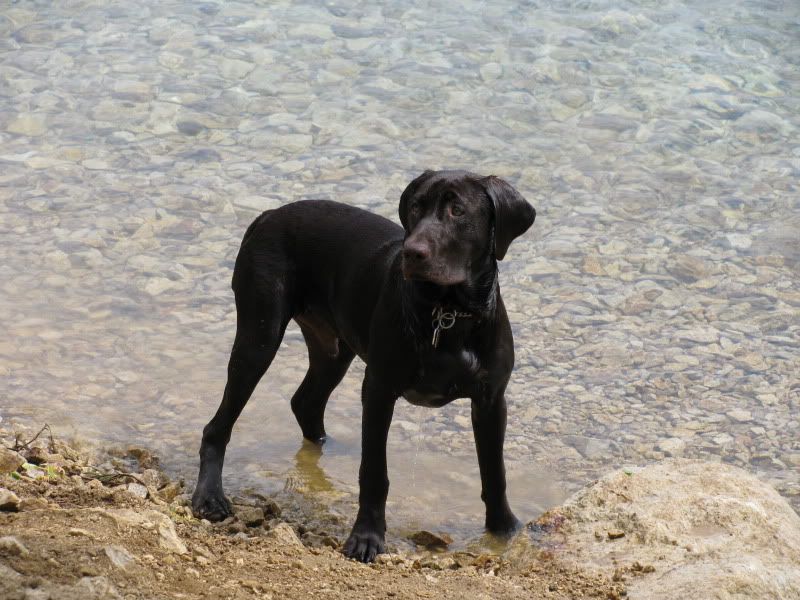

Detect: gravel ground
[0, 424, 623, 600]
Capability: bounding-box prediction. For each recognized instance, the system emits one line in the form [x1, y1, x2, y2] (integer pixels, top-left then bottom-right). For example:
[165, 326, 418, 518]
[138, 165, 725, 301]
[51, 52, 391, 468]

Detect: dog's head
[399, 170, 535, 285]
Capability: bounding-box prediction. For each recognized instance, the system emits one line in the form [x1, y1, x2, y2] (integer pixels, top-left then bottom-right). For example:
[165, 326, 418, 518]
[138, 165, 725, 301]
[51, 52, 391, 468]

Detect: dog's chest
[401, 348, 484, 407]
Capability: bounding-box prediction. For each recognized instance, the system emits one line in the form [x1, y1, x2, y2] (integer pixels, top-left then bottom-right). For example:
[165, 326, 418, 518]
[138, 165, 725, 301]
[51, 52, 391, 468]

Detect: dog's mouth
[401, 260, 466, 286]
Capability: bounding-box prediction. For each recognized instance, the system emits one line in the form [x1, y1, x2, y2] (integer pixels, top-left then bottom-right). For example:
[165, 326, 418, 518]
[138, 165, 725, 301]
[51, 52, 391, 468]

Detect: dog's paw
[486, 512, 521, 536]
[191, 490, 233, 522]
[342, 529, 385, 563]
[302, 432, 328, 445]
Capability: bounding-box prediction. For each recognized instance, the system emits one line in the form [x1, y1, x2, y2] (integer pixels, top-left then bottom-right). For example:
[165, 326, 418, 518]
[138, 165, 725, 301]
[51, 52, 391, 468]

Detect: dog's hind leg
[192, 252, 291, 522]
[291, 320, 355, 443]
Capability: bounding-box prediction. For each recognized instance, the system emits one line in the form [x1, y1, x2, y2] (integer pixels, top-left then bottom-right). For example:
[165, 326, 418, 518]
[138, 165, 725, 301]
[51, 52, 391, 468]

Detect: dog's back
[236, 200, 404, 357]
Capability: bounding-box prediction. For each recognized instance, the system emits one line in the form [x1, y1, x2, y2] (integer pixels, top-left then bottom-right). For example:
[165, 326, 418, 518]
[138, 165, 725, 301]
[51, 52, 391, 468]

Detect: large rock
[507, 460, 800, 599]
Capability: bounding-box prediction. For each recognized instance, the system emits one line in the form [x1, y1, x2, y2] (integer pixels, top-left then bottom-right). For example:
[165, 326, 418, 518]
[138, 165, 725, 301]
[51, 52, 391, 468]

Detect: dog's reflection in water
[284, 440, 344, 499]
[286, 438, 518, 556]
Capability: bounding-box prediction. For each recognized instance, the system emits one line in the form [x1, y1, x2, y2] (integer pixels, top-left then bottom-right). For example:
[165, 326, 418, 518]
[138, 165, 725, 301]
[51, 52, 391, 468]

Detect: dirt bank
[0, 424, 621, 600]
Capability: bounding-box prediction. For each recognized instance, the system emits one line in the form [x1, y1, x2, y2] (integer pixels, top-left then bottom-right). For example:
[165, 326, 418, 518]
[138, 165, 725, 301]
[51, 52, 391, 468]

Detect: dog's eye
[450, 204, 465, 217]
[410, 201, 421, 214]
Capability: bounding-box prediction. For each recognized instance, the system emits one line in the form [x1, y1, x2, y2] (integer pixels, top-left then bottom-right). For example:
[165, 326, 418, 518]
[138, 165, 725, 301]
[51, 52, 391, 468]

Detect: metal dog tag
[431, 307, 458, 348]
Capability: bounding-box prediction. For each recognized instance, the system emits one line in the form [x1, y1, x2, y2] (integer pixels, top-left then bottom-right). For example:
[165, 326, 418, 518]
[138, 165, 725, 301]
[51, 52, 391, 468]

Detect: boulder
[507, 459, 800, 599]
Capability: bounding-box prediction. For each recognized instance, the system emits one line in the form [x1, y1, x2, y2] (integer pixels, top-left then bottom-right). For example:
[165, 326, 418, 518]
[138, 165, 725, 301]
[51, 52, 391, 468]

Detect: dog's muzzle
[401, 238, 432, 279]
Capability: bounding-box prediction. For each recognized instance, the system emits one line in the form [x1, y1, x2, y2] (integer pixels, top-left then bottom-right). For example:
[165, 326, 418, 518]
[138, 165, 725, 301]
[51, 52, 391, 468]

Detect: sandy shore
[0, 424, 622, 600]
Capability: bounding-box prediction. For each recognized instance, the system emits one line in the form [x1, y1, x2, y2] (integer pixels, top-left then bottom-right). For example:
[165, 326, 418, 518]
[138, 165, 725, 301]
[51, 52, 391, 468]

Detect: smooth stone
[419, 555, 458, 570]
[727, 409, 753, 423]
[158, 482, 182, 503]
[6, 114, 47, 136]
[232, 196, 283, 212]
[556, 88, 589, 109]
[0, 449, 24, 474]
[395, 420, 419, 434]
[480, 62, 503, 82]
[692, 94, 747, 119]
[579, 113, 639, 132]
[140, 469, 169, 490]
[288, 24, 333, 40]
[83, 159, 111, 170]
[267, 523, 303, 548]
[235, 505, 265, 527]
[104, 545, 136, 569]
[158, 518, 188, 555]
[667, 255, 709, 281]
[725, 233, 752, 249]
[453, 414, 471, 429]
[112, 80, 152, 97]
[409, 530, 453, 549]
[0, 536, 29, 555]
[75, 575, 121, 599]
[126, 482, 148, 498]
[564, 435, 615, 459]
[271, 134, 314, 153]
[657, 438, 687, 457]
[734, 110, 791, 141]
[674, 328, 719, 344]
[143, 277, 174, 296]
[713, 433, 734, 445]
[218, 57, 254, 79]
[176, 121, 206, 136]
[0, 488, 21, 511]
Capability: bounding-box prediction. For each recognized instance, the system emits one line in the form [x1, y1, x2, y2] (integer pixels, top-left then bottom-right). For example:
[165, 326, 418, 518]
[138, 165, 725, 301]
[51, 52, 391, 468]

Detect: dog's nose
[402, 239, 431, 263]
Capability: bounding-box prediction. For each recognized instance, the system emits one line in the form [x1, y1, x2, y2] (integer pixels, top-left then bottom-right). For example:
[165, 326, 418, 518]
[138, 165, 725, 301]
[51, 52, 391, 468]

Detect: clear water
[1, 0, 798, 546]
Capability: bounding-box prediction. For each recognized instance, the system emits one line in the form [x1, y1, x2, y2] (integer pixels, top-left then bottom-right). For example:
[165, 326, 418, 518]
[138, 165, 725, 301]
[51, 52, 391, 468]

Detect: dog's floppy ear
[481, 176, 536, 260]
[399, 170, 435, 231]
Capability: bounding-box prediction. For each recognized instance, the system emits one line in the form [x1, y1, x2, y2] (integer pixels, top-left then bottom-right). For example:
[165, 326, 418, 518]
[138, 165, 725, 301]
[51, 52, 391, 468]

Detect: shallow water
[1, 0, 798, 546]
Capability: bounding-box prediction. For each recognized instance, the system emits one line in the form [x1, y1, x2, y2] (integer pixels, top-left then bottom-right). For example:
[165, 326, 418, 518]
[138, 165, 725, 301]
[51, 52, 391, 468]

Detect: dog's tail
[233, 210, 272, 291]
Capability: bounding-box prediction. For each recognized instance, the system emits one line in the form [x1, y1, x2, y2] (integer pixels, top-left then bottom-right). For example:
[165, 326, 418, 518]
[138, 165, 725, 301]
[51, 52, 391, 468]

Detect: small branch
[80, 470, 146, 485]
[611, 489, 632, 502]
[9, 423, 52, 452]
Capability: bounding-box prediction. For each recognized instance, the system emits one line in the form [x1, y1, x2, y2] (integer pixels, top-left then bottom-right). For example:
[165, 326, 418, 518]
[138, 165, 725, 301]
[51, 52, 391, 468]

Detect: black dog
[192, 170, 536, 562]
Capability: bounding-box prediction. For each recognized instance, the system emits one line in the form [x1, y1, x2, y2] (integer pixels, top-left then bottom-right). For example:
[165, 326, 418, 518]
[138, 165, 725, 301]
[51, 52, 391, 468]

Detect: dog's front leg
[471, 390, 520, 534]
[343, 370, 396, 562]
